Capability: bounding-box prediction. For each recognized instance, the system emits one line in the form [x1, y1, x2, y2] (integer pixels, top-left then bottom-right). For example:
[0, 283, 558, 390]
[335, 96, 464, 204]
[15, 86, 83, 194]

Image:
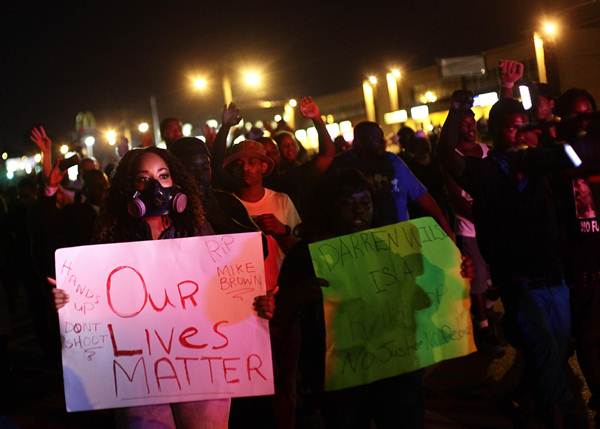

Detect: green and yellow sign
[309, 217, 476, 391]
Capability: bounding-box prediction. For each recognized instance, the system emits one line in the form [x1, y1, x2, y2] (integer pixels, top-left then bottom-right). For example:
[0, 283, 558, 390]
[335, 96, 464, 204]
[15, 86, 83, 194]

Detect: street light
[362, 79, 377, 122]
[106, 130, 117, 146]
[533, 18, 560, 85]
[138, 122, 150, 133]
[243, 70, 262, 88]
[84, 136, 96, 157]
[192, 77, 208, 91]
[386, 68, 402, 113]
[542, 20, 559, 39]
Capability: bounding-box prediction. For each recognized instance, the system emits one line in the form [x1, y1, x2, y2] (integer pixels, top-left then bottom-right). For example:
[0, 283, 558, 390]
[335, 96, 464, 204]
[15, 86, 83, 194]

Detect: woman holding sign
[51, 147, 275, 429]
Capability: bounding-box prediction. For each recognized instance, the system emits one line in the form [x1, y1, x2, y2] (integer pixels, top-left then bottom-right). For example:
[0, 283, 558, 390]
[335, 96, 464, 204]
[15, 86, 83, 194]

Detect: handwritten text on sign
[55, 232, 273, 412]
[309, 217, 475, 391]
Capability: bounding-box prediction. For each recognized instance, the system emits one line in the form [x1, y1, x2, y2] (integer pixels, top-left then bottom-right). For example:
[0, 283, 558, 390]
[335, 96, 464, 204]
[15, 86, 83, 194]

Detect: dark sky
[0, 0, 588, 155]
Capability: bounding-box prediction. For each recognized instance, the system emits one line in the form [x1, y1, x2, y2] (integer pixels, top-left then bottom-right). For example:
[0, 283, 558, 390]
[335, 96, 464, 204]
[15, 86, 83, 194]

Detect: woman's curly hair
[93, 147, 207, 243]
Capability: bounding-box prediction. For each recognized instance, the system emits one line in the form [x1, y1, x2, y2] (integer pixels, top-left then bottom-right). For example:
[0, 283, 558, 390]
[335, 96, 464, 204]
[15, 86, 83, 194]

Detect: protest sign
[55, 232, 273, 412]
[309, 217, 475, 391]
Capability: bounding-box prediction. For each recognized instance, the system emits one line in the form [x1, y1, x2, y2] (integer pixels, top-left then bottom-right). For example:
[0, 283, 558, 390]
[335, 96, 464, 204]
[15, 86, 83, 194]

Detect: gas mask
[128, 179, 187, 218]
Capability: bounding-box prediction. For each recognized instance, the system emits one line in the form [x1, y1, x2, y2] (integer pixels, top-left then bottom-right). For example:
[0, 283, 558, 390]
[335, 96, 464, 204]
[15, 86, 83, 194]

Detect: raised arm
[212, 103, 242, 168]
[499, 60, 524, 99]
[299, 96, 335, 174]
[30, 126, 53, 179]
[211, 103, 243, 190]
[437, 91, 472, 179]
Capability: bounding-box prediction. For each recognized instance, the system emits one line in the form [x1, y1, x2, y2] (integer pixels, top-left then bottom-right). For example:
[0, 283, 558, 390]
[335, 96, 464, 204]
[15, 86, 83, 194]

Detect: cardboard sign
[309, 217, 475, 391]
[55, 232, 273, 412]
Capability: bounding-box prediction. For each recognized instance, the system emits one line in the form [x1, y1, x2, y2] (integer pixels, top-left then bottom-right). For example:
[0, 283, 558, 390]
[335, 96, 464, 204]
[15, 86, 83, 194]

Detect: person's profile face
[134, 152, 173, 191]
[459, 115, 476, 143]
[535, 96, 555, 121]
[572, 96, 593, 131]
[231, 157, 266, 187]
[277, 135, 298, 163]
[163, 120, 184, 145]
[502, 114, 526, 148]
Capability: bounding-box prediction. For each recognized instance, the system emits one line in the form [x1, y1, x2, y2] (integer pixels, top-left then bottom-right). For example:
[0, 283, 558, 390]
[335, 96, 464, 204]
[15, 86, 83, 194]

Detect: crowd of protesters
[0, 59, 599, 429]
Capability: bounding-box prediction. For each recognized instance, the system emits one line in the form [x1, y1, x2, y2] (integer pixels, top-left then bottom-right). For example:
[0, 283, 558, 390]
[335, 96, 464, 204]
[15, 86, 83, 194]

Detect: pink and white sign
[55, 232, 273, 412]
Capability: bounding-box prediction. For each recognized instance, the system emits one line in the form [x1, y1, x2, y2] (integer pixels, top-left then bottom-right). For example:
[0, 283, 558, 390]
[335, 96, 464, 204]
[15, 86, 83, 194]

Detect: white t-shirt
[240, 188, 302, 289]
[454, 143, 489, 237]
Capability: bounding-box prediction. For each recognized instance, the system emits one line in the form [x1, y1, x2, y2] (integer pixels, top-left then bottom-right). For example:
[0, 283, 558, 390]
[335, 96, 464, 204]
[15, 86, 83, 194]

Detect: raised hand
[31, 126, 53, 177]
[499, 60, 524, 88]
[30, 126, 52, 154]
[222, 103, 242, 128]
[299, 96, 321, 120]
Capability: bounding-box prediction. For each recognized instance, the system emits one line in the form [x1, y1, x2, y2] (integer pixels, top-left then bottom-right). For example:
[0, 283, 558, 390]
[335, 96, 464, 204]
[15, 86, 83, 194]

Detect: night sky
[0, 0, 588, 155]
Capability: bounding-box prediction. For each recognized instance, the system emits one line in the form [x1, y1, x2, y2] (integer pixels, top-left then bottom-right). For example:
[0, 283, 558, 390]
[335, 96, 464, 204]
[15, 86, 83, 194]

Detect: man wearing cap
[224, 139, 301, 285]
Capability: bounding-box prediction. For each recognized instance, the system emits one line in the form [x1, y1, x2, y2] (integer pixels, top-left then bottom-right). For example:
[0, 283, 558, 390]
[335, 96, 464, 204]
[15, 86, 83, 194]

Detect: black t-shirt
[553, 136, 600, 274]
[461, 150, 564, 284]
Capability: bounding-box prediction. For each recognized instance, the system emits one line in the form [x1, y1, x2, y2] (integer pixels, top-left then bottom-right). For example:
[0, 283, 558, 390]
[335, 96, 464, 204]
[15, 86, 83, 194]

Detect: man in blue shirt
[329, 121, 454, 238]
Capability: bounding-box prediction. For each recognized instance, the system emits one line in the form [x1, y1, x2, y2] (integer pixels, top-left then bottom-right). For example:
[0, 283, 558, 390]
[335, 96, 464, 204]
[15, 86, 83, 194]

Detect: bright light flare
[243, 70, 262, 87]
[106, 130, 117, 146]
[193, 77, 208, 91]
[391, 68, 401, 79]
[288, 99, 297, 107]
[368, 75, 378, 85]
[138, 122, 149, 133]
[84, 136, 96, 146]
[59, 144, 69, 155]
[34, 153, 42, 163]
[542, 20, 558, 37]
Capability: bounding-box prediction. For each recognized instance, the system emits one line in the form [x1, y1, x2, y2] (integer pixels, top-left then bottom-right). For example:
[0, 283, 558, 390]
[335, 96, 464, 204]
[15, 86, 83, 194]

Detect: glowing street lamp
[542, 20, 559, 39]
[243, 70, 262, 88]
[106, 130, 117, 146]
[363, 79, 377, 122]
[138, 122, 150, 133]
[386, 68, 402, 112]
[193, 77, 208, 91]
[84, 135, 96, 157]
